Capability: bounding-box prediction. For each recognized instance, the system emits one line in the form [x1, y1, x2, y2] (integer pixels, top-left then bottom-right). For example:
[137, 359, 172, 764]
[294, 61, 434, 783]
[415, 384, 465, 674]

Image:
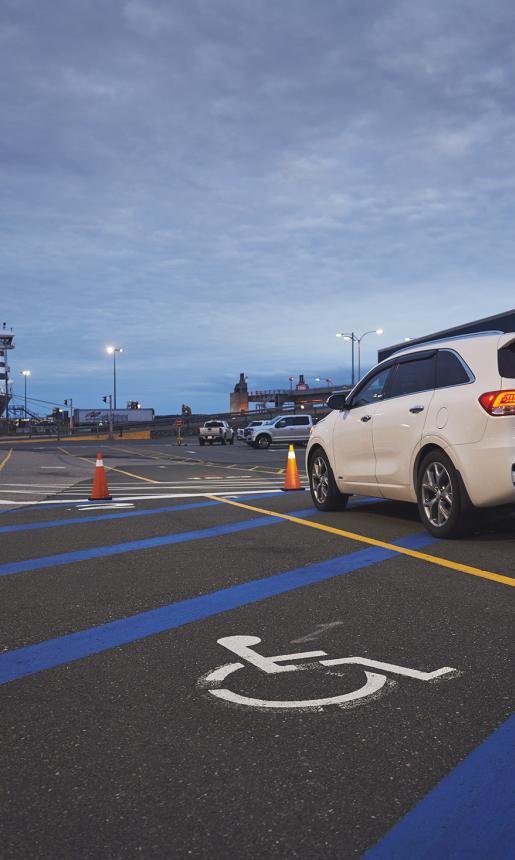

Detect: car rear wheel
[416, 451, 469, 538]
[309, 449, 349, 511]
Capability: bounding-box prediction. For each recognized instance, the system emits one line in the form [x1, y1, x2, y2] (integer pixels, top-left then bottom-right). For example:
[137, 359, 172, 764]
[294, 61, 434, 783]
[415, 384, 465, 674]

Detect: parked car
[247, 414, 315, 449]
[306, 331, 515, 537]
[199, 420, 235, 446]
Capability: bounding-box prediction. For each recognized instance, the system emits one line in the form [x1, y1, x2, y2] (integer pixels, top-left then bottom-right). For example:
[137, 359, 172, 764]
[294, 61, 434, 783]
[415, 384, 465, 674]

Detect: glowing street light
[335, 329, 383, 384]
[106, 346, 123, 410]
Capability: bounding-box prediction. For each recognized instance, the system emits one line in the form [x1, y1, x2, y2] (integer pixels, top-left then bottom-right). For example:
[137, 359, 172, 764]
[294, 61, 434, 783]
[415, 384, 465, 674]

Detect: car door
[292, 415, 311, 440]
[332, 366, 392, 493]
[372, 351, 437, 500]
[273, 417, 290, 442]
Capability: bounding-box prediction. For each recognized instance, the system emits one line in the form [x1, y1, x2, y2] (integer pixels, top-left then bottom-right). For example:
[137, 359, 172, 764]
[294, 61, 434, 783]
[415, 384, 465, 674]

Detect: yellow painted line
[207, 496, 515, 589]
[58, 448, 160, 485]
[0, 448, 13, 472]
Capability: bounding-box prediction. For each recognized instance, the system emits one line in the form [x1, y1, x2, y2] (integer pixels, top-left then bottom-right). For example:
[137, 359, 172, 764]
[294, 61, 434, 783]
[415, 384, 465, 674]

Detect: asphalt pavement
[0, 437, 514, 858]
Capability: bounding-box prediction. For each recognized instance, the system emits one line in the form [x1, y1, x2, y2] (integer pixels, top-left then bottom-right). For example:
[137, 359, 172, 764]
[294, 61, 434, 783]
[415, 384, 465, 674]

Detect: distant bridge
[248, 383, 349, 409]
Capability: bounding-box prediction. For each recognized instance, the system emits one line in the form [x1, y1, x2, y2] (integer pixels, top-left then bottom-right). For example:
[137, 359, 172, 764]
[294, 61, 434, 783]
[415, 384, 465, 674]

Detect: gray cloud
[2, 0, 515, 412]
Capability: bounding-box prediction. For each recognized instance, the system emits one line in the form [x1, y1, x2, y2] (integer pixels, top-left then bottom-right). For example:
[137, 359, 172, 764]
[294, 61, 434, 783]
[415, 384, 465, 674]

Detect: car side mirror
[327, 392, 348, 411]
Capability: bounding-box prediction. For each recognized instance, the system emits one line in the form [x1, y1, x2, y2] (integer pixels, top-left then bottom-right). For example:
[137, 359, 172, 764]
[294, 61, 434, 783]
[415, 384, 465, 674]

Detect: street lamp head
[106, 346, 114, 354]
[404, 337, 412, 342]
[21, 369, 31, 376]
[376, 328, 384, 335]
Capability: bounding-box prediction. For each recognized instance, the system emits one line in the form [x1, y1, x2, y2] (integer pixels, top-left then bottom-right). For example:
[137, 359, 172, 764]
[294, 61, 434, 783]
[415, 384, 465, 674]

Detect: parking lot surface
[0, 438, 514, 858]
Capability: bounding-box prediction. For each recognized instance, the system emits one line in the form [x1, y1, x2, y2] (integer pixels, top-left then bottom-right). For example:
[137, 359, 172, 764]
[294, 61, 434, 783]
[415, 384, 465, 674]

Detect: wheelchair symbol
[200, 635, 458, 712]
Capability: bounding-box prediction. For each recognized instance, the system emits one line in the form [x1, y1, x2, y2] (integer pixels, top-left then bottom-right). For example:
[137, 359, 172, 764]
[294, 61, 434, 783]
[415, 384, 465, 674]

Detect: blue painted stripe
[0, 505, 318, 578]
[363, 713, 515, 859]
[0, 491, 284, 536]
[0, 531, 436, 685]
[0, 500, 221, 534]
[0, 491, 377, 537]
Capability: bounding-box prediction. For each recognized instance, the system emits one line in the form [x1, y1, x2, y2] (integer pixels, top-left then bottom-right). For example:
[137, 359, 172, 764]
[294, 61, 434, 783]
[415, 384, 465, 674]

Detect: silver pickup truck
[199, 420, 235, 446]
[247, 414, 315, 448]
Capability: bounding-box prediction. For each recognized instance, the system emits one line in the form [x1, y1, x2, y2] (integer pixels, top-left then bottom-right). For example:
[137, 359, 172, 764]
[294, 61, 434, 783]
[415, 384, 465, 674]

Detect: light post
[315, 377, 333, 386]
[20, 370, 31, 417]
[106, 346, 123, 410]
[288, 376, 294, 393]
[336, 329, 383, 384]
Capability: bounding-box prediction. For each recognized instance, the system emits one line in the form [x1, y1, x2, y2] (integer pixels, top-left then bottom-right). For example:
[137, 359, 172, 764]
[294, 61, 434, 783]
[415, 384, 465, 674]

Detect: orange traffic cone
[89, 452, 112, 501]
[282, 444, 303, 491]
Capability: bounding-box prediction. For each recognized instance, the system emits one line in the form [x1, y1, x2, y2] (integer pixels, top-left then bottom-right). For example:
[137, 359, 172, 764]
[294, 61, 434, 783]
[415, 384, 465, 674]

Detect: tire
[255, 434, 271, 449]
[199, 439, 205, 446]
[309, 448, 349, 512]
[416, 450, 470, 538]
[209, 440, 213, 446]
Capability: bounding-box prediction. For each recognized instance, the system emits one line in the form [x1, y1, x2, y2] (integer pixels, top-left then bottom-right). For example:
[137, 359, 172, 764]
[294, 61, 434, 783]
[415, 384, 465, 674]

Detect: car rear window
[436, 350, 470, 387]
[498, 342, 515, 378]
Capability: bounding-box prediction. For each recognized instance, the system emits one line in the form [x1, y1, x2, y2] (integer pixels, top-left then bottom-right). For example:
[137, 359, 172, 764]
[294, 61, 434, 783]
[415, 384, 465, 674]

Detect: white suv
[306, 331, 515, 537]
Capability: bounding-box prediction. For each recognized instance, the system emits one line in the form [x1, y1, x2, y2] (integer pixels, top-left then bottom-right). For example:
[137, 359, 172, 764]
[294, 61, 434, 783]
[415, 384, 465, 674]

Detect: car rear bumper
[451, 431, 515, 507]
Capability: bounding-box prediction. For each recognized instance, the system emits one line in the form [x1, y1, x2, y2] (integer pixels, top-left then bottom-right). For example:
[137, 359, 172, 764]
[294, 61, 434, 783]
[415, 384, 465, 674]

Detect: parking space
[1, 439, 514, 858]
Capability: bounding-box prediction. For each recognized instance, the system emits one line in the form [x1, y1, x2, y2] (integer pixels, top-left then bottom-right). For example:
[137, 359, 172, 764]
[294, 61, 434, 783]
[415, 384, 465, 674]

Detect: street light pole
[336, 329, 383, 384]
[356, 329, 383, 380]
[106, 346, 123, 410]
[21, 370, 31, 416]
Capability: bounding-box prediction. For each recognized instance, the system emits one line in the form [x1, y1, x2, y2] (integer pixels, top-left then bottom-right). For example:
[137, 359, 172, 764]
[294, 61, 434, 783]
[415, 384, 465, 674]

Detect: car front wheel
[416, 451, 469, 538]
[254, 434, 271, 449]
[309, 449, 349, 511]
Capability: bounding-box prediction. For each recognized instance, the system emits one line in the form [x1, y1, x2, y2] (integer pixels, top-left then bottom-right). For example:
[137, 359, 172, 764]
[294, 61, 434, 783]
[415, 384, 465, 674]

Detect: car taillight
[479, 390, 515, 415]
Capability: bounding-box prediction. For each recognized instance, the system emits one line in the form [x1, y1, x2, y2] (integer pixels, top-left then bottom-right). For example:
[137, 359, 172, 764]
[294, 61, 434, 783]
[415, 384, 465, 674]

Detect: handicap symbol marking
[200, 635, 459, 712]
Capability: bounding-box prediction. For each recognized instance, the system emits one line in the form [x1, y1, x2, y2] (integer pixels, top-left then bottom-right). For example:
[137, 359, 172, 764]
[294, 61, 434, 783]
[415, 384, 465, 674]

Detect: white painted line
[0, 489, 284, 505]
[76, 503, 135, 511]
[206, 665, 387, 711]
[320, 657, 457, 681]
[217, 636, 326, 674]
[41, 466, 67, 470]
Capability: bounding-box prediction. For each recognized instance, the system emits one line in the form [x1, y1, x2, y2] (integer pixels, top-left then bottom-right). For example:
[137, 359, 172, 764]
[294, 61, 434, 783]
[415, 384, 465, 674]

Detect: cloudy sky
[2, 0, 515, 414]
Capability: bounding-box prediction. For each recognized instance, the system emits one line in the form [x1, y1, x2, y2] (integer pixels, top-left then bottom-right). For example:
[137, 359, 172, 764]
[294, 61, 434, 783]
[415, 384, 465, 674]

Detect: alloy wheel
[311, 456, 330, 504]
[421, 461, 454, 528]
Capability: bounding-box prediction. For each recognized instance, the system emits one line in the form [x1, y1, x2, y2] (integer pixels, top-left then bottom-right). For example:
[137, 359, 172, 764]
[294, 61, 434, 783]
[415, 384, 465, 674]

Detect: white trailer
[74, 408, 154, 426]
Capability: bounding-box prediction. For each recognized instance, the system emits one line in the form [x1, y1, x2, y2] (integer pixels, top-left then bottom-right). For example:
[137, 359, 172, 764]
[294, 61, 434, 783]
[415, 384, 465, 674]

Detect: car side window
[275, 418, 287, 427]
[291, 416, 310, 425]
[436, 351, 470, 388]
[351, 367, 392, 409]
[498, 342, 515, 378]
[388, 355, 436, 398]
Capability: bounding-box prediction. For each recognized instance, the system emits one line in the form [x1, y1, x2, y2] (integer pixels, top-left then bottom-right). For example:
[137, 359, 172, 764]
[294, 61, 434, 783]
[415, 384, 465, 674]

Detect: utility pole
[102, 394, 114, 440]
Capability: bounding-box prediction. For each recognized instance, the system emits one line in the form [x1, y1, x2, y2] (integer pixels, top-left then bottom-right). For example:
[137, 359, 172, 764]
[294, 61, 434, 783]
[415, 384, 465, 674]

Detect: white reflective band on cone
[288, 451, 296, 460]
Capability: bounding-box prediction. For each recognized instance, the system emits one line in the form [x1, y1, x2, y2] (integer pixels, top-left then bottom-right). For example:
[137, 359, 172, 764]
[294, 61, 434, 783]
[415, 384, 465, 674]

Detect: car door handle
[409, 405, 425, 414]
[360, 415, 372, 422]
